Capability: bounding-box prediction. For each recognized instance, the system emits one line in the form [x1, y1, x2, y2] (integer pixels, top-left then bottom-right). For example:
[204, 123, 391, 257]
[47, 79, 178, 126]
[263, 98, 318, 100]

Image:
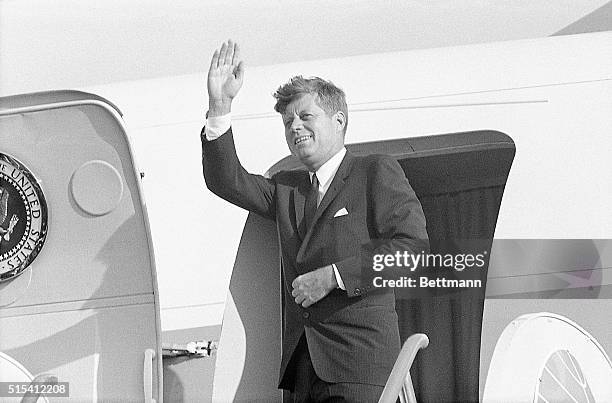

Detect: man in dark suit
[201, 40, 428, 402]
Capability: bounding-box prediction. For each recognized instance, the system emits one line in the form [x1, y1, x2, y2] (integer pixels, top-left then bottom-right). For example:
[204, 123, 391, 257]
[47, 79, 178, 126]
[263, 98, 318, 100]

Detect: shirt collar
[309, 147, 347, 187]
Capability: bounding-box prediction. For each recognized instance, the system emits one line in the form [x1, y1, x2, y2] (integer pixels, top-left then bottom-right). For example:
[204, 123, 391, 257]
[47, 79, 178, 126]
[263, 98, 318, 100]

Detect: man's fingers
[231, 43, 241, 66]
[224, 39, 234, 65]
[218, 42, 228, 67]
[291, 272, 327, 307]
[209, 49, 219, 71]
[234, 61, 245, 81]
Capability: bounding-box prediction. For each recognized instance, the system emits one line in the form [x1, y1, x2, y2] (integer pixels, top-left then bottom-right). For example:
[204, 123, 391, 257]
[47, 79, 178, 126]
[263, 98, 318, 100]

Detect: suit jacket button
[355, 288, 362, 295]
[302, 311, 310, 319]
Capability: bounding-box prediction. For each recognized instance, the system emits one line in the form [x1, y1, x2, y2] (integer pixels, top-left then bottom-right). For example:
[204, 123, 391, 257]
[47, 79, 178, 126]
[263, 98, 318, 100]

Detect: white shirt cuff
[204, 113, 231, 140]
[332, 264, 346, 290]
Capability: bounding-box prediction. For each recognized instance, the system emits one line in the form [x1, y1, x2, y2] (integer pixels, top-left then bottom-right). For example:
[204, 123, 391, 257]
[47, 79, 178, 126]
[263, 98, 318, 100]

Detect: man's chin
[297, 156, 316, 171]
[294, 151, 312, 164]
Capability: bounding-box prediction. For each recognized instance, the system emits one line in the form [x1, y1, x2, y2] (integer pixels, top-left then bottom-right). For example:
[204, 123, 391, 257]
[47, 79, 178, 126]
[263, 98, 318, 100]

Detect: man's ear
[334, 111, 346, 133]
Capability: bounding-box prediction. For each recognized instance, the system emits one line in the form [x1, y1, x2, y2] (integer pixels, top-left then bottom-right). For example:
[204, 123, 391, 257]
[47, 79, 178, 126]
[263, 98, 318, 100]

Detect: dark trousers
[289, 336, 384, 403]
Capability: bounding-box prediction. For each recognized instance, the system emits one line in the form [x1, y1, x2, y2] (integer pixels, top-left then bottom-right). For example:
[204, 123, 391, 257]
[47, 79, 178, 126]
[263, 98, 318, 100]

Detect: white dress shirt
[205, 114, 347, 290]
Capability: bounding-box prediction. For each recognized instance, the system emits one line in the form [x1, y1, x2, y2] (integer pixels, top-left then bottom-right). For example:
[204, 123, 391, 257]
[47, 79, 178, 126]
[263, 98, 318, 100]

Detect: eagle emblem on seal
[0, 153, 48, 282]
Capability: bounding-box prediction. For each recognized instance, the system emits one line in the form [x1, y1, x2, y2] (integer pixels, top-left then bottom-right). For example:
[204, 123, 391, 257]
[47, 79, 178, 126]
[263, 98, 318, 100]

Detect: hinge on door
[162, 341, 217, 358]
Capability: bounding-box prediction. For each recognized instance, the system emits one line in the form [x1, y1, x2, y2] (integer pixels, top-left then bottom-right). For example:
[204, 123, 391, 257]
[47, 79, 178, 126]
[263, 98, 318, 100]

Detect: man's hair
[273, 76, 348, 134]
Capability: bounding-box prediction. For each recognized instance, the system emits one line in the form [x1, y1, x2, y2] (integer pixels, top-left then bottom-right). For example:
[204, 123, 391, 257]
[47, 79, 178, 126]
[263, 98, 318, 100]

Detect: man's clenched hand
[292, 265, 338, 308]
[207, 40, 244, 117]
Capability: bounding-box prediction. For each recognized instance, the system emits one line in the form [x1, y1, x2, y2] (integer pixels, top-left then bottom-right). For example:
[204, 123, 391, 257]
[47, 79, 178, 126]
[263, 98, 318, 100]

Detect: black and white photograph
[1, 1, 611, 402]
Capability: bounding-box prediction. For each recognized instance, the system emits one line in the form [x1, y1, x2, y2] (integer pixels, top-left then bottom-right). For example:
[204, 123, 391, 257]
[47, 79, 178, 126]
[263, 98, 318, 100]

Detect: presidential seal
[0, 153, 48, 281]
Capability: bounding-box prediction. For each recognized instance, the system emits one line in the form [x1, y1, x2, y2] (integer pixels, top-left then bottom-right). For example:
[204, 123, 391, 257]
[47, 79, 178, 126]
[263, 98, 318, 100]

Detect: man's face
[282, 93, 344, 172]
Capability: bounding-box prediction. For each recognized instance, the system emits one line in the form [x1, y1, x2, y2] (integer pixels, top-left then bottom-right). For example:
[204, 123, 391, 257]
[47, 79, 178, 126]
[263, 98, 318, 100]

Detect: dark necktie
[304, 173, 319, 230]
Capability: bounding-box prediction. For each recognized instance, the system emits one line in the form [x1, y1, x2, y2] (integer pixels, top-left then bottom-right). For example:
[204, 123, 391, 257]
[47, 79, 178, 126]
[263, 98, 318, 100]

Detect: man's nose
[290, 117, 303, 132]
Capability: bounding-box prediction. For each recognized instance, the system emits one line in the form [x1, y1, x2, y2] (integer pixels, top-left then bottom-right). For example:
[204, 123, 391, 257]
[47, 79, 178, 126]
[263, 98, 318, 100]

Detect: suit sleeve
[201, 127, 276, 220]
[335, 156, 429, 297]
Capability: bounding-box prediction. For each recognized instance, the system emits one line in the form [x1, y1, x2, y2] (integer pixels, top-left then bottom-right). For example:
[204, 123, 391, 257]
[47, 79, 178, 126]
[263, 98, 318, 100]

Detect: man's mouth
[294, 135, 312, 145]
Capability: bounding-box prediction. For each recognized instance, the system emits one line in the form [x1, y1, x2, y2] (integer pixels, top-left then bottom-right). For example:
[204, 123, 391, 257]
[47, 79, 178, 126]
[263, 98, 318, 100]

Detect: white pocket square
[334, 207, 349, 217]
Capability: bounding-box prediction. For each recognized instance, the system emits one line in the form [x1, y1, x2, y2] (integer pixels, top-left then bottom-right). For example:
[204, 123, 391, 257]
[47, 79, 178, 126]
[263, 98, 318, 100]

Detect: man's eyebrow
[283, 110, 299, 118]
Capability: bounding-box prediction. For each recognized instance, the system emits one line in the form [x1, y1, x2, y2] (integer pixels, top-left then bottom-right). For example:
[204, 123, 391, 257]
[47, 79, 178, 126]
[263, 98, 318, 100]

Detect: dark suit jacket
[201, 128, 429, 389]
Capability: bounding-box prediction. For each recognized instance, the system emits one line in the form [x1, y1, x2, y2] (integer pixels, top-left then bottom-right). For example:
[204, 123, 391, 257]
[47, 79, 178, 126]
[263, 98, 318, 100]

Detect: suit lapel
[297, 152, 355, 259]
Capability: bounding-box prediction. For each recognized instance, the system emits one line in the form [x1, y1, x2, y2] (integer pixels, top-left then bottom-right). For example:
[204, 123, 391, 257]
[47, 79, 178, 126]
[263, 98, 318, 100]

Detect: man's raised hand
[207, 40, 244, 117]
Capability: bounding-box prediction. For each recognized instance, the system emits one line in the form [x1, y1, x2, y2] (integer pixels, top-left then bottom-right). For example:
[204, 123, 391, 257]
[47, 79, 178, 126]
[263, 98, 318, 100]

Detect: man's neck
[309, 147, 347, 188]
